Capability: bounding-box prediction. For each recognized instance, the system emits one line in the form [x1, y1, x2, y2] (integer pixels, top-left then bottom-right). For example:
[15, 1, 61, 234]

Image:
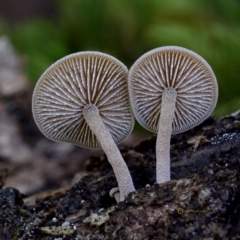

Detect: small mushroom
[109, 187, 120, 203]
[32, 51, 135, 201]
[128, 46, 218, 184]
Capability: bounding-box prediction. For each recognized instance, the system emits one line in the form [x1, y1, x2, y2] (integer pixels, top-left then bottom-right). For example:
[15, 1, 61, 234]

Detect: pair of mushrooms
[32, 46, 218, 202]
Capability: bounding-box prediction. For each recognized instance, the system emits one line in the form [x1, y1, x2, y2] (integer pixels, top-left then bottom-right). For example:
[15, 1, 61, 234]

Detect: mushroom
[32, 51, 135, 201]
[109, 187, 120, 203]
[128, 46, 218, 184]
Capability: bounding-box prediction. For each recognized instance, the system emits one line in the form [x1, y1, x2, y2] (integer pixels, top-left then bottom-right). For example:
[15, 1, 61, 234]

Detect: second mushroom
[32, 51, 135, 202]
[128, 46, 218, 184]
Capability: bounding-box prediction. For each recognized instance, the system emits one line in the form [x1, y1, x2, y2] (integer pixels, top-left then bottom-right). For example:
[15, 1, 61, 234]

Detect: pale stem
[156, 88, 177, 184]
[83, 104, 135, 201]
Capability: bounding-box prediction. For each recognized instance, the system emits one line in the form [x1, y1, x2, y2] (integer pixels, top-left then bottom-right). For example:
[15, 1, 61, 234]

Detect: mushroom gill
[128, 46, 218, 183]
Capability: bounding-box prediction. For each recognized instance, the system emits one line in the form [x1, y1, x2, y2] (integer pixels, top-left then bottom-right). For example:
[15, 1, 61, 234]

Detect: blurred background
[0, 0, 240, 117]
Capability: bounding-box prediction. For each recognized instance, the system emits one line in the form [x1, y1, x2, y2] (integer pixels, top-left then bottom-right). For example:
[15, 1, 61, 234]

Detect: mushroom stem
[83, 104, 135, 201]
[156, 88, 177, 184]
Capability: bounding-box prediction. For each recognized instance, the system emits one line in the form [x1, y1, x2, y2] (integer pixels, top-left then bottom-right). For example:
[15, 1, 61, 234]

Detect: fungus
[128, 46, 218, 184]
[32, 51, 135, 201]
[109, 187, 120, 203]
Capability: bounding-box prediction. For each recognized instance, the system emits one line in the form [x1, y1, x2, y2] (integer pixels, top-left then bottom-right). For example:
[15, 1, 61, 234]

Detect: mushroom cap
[128, 46, 218, 134]
[32, 51, 134, 148]
[109, 187, 120, 197]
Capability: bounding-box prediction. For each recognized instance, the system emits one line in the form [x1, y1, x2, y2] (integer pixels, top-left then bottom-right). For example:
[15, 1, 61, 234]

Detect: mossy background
[0, 0, 240, 117]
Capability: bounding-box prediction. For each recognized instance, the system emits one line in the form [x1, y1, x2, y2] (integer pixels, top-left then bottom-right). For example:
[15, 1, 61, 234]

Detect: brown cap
[128, 46, 218, 134]
[32, 51, 134, 148]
